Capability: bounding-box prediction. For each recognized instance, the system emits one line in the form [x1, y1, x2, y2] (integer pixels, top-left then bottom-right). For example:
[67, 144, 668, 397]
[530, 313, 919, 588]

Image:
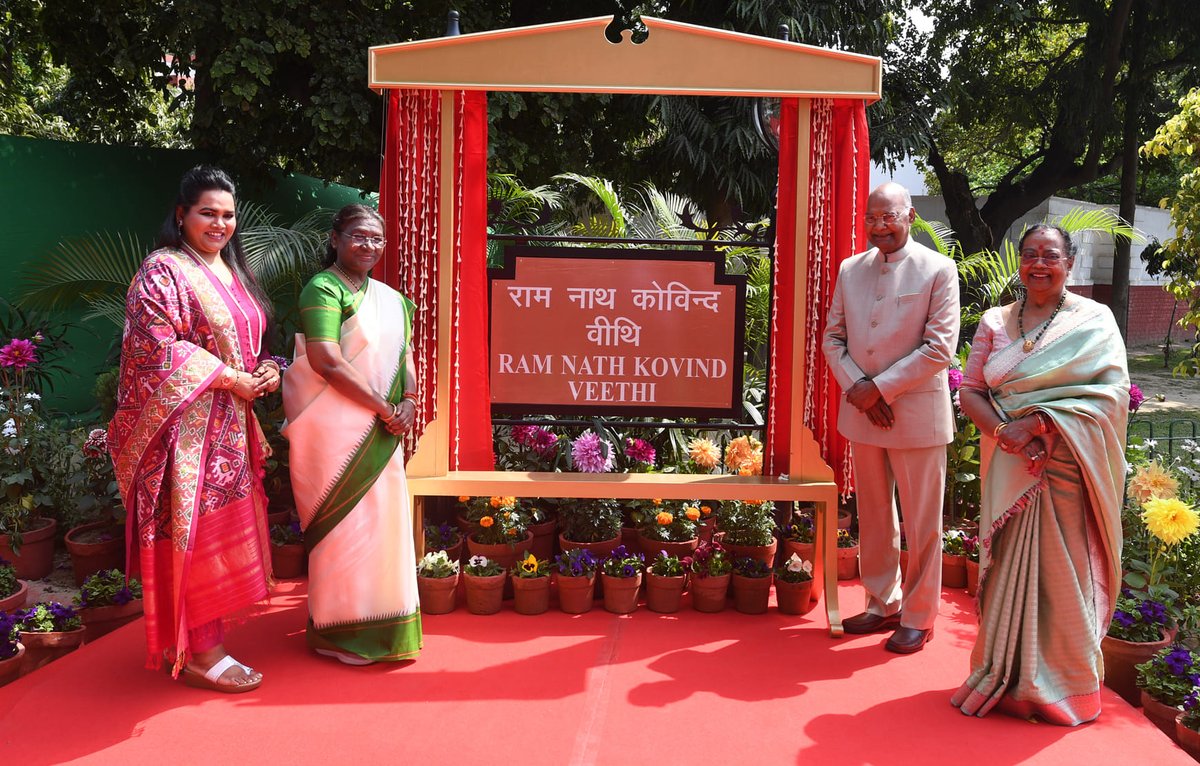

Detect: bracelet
[1034, 412, 1051, 435]
[389, 402, 400, 419]
[993, 421, 1009, 439]
[402, 391, 419, 403]
[260, 359, 281, 374]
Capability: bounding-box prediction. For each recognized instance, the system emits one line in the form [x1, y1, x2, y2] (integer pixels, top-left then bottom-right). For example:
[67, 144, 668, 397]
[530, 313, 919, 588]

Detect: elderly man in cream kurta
[822, 182, 960, 654]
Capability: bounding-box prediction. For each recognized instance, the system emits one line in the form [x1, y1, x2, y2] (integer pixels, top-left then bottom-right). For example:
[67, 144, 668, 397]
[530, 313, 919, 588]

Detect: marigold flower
[479, 516, 495, 528]
[652, 498, 663, 505]
[684, 506, 700, 521]
[688, 437, 721, 469]
[656, 511, 674, 526]
[490, 496, 502, 508]
[507, 528, 517, 536]
[1128, 461, 1179, 504]
[458, 496, 471, 503]
[700, 505, 712, 516]
[1141, 497, 1200, 545]
[503, 496, 516, 507]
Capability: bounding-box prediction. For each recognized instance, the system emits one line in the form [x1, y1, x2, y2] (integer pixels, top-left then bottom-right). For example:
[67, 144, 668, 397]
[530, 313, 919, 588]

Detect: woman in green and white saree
[283, 204, 422, 665]
[951, 225, 1127, 724]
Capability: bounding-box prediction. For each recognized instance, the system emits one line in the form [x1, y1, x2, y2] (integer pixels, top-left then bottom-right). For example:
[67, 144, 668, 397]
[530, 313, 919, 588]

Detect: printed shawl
[108, 249, 272, 670]
[951, 298, 1128, 725]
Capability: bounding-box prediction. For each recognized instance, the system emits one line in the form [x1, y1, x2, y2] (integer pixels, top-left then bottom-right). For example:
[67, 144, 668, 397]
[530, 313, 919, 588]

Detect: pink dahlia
[947, 368, 963, 392]
[625, 437, 656, 466]
[1129, 383, 1145, 413]
[0, 338, 38, 369]
[571, 430, 614, 473]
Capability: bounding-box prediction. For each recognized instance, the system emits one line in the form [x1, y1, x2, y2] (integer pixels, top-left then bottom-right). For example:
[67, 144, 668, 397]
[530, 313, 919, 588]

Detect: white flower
[785, 553, 812, 574]
[1, 419, 14, 437]
[23, 392, 40, 400]
[1145, 440, 1158, 450]
[468, 555, 489, 567]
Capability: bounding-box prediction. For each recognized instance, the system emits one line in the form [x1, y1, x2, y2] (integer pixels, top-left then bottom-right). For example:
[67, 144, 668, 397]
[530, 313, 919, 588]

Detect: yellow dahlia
[688, 437, 721, 469]
[1141, 497, 1200, 545]
[1127, 461, 1179, 504]
[724, 436, 754, 471]
[656, 511, 674, 526]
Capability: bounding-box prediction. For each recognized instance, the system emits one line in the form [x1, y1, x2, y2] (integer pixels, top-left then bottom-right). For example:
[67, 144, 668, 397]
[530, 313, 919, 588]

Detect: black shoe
[842, 611, 903, 635]
[885, 627, 933, 654]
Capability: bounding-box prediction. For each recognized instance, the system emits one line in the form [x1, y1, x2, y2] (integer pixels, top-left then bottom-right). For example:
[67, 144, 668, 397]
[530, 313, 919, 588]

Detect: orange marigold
[489, 497, 502, 508]
[458, 495, 471, 503]
[480, 515, 495, 528]
[700, 505, 712, 516]
[684, 506, 701, 521]
[656, 511, 674, 526]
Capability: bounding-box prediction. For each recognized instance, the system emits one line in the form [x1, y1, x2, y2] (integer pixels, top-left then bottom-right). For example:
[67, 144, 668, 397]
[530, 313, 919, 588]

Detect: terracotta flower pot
[0, 579, 28, 613]
[775, 579, 815, 616]
[837, 508, 853, 530]
[698, 516, 717, 542]
[1140, 690, 1182, 741]
[1101, 629, 1174, 706]
[722, 538, 778, 568]
[0, 517, 58, 580]
[644, 573, 686, 613]
[836, 545, 859, 581]
[558, 534, 621, 598]
[601, 573, 641, 614]
[468, 532, 534, 575]
[0, 643, 25, 688]
[621, 525, 641, 550]
[528, 517, 558, 561]
[942, 552, 967, 589]
[1177, 715, 1200, 760]
[417, 574, 459, 615]
[732, 573, 772, 614]
[19, 627, 85, 674]
[64, 521, 126, 586]
[79, 598, 143, 643]
[455, 512, 480, 541]
[555, 573, 596, 614]
[637, 533, 699, 562]
[512, 576, 551, 615]
[437, 539, 464, 564]
[783, 540, 815, 566]
[271, 543, 307, 579]
[965, 559, 980, 597]
[463, 571, 506, 615]
[691, 573, 731, 613]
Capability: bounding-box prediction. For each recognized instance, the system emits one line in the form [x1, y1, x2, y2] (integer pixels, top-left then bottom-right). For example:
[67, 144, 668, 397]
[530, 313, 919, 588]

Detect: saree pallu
[283, 279, 422, 661]
[108, 249, 272, 671]
[951, 299, 1128, 725]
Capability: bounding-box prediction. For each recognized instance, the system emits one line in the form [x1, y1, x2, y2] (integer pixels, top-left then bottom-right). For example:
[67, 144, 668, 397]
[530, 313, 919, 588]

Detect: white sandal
[314, 647, 376, 666]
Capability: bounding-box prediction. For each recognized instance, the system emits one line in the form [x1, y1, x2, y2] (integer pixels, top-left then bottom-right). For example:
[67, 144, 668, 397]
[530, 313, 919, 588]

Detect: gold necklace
[1018, 291, 1067, 352]
[331, 262, 363, 291]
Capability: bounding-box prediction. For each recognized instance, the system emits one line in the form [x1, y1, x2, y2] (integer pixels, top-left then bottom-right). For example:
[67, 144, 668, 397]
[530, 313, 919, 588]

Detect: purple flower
[571, 430, 614, 473]
[0, 338, 38, 369]
[1129, 383, 1145, 412]
[621, 563, 636, 577]
[948, 368, 963, 392]
[1165, 647, 1193, 676]
[269, 354, 290, 372]
[625, 437, 656, 466]
[1138, 599, 1167, 624]
[1113, 610, 1135, 628]
[513, 425, 559, 459]
[114, 587, 134, 606]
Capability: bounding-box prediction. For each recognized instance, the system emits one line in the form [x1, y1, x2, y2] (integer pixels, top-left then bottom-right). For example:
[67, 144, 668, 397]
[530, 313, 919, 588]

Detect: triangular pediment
[369, 16, 881, 100]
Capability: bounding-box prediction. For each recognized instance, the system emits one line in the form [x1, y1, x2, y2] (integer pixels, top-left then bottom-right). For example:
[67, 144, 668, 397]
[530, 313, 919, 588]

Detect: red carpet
[0, 580, 1192, 765]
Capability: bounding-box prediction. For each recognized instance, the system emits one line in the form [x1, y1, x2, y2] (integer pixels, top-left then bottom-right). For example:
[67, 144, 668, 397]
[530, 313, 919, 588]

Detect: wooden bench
[409, 471, 843, 636]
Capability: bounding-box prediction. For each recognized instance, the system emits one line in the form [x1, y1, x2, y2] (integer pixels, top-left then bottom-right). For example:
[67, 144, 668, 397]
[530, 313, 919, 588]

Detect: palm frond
[19, 231, 147, 318]
[912, 215, 960, 258]
[1054, 208, 1144, 244]
[554, 173, 628, 237]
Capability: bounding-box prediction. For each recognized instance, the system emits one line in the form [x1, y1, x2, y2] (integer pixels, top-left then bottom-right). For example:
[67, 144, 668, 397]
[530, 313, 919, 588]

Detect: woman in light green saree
[951, 225, 1128, 725]
[283, 204, 422, 665]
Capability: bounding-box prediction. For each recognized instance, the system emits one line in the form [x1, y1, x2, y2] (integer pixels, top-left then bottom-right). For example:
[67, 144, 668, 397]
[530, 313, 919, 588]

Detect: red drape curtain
[765, 98, 869, 495]
[378, 89, 495, 471]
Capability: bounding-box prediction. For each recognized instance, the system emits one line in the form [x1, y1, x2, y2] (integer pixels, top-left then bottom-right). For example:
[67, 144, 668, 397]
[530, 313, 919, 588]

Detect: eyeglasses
[863, 211, 906, 226]
[1019, 253, 1066, 264]
[339, 232, 386, 248]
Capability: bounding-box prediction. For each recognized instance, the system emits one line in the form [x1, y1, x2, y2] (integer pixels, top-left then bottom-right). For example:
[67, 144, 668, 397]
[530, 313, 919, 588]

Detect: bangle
[993, 421, 1009, 439]
[1035, 412, 1051, 435]
[389, 402, 400, 419]
[403, 391, 419, 403]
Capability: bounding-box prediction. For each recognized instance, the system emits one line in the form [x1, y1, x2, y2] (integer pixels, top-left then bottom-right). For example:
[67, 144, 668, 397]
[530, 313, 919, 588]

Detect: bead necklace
[1018, 291, 1067, 353]
[331, 262, 364, 292]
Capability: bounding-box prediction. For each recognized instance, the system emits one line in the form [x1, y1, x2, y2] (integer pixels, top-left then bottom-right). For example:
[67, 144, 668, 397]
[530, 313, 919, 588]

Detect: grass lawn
[1128, 345, 1199, 375]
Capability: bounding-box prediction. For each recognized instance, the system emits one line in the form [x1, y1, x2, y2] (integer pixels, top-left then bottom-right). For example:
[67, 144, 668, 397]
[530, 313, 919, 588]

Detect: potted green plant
[424, 522, 463, 563]
[0, 556, 26, 613]
[74, 568, 143, 642]
[600, 545, 644, 615]
[49, 427, 127, 585]
[716, 499, 778, 565]
[510, 551, 551, 615]
[644, 551, 686, 614]
[730, 556, 772, 614]
[558, 497, 622, 558]
[0, 610, 24, 687]
[416, 550, 459, 615]
[269, 520, 306, 579]
[464, 496, 532, 575]
[942, 528, 968, 588]
[774, 552, 815, 615]
[462, 555, 506, 615]
[1135, 644, 1198, 740]
[553, 547, 599, 614]
[0, 336, 59, 580]
[836, 529, 859, 581]
[634, 499, 701, 559]
[782, 505, 816, 565]
[686, 539, 732, 613]
[14, 601, 84, 674]
[1177, 691, 1200, 760]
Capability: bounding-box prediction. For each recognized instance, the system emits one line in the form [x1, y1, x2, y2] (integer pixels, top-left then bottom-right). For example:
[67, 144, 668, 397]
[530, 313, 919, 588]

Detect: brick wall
[1072, 285, 1196, 346]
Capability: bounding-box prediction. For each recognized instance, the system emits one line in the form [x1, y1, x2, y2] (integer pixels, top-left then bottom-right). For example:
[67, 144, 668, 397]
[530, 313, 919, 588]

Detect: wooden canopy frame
[369, 16, 882, 635]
